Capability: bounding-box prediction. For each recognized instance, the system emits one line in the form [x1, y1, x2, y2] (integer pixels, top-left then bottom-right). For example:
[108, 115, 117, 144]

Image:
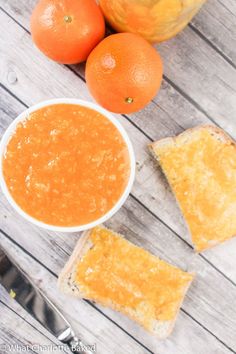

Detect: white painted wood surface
[0, 1, 236, 353]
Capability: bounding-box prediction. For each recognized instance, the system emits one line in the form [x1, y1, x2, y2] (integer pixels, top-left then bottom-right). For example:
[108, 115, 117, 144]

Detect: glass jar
[99, 0, 206, 43]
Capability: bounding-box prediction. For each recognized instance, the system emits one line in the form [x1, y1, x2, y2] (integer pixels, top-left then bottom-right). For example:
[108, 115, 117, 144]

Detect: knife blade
[0, 246, 94, 354]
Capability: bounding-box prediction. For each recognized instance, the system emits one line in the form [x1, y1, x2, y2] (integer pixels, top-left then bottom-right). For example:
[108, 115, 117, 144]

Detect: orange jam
[76, 226, 193, 326]
[153, 127, 236, 252]
[3, 104, 130, 226]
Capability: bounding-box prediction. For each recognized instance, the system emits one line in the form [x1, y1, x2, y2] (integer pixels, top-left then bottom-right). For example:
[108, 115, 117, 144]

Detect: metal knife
[0, 246, 94, 354]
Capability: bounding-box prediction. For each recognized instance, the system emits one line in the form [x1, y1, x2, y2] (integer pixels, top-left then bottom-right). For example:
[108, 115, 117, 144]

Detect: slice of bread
[58, 225, 193, 339]
[149, 125, 236, 252]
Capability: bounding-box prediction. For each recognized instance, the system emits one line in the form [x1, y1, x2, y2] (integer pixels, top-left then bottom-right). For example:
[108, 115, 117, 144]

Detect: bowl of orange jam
[0, 99, 135, 232]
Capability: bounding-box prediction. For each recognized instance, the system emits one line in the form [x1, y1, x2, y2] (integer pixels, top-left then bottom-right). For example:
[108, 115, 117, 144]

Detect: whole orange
[30, 0, 105, 64]
[85, 33, 163, 114]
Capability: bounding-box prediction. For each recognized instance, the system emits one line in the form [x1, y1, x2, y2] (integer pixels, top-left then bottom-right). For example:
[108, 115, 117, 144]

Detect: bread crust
[58, 230, 93, 297]
[58, 226, 194, 339]
[150, 125, 234, 154]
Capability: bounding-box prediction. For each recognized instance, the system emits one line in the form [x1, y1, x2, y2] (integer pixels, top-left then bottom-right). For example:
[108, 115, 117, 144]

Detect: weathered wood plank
[191, 0, 236, 65]
[1, 10, 236, 292]
[0, 87, 236, 352]
[0, 224, 232, 354]
[156, 26, 236, 137]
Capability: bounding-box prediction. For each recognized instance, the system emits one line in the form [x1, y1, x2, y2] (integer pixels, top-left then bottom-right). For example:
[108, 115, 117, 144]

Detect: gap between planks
[188, 23, 236, 71]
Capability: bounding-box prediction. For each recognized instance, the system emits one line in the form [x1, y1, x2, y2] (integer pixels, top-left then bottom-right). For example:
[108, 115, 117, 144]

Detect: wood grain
[191, 0, 236, 65]
[157, 31, 236, 133]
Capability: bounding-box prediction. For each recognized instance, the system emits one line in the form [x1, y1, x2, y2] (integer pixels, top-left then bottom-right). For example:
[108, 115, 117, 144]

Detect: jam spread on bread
[152, 126, 236, 252]
[76, 226, 193, 327]
[3, 104, 130, 226]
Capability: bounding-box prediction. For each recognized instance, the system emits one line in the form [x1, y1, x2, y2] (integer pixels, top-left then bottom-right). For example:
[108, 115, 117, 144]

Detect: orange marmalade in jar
[99, 0, 206, 43]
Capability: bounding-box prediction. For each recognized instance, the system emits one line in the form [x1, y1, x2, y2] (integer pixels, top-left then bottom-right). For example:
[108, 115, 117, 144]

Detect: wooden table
[0, 1, 236, 353]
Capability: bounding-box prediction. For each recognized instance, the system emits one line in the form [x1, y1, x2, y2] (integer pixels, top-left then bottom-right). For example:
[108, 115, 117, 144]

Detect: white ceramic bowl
[0, 98, 135, 232]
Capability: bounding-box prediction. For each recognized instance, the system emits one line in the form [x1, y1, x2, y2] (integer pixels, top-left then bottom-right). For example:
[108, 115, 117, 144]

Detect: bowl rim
[0, 98, 136, 232]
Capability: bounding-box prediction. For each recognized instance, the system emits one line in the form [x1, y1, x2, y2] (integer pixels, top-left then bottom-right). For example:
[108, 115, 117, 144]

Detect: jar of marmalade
[99, 0, 206, 43]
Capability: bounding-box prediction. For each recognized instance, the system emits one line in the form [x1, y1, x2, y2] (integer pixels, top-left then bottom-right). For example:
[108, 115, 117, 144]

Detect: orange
[85, 33, 163, 114]
[30, 0, 105, 64]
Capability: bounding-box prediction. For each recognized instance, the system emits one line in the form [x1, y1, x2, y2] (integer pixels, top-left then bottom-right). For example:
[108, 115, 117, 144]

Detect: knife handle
[59, 328, 95, 354]
[67, 337, 95, 354]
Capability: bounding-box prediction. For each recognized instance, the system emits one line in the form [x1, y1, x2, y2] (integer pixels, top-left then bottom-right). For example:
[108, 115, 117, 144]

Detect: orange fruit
[85, 33, 163, 114]
[30, 0, 105, 64]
